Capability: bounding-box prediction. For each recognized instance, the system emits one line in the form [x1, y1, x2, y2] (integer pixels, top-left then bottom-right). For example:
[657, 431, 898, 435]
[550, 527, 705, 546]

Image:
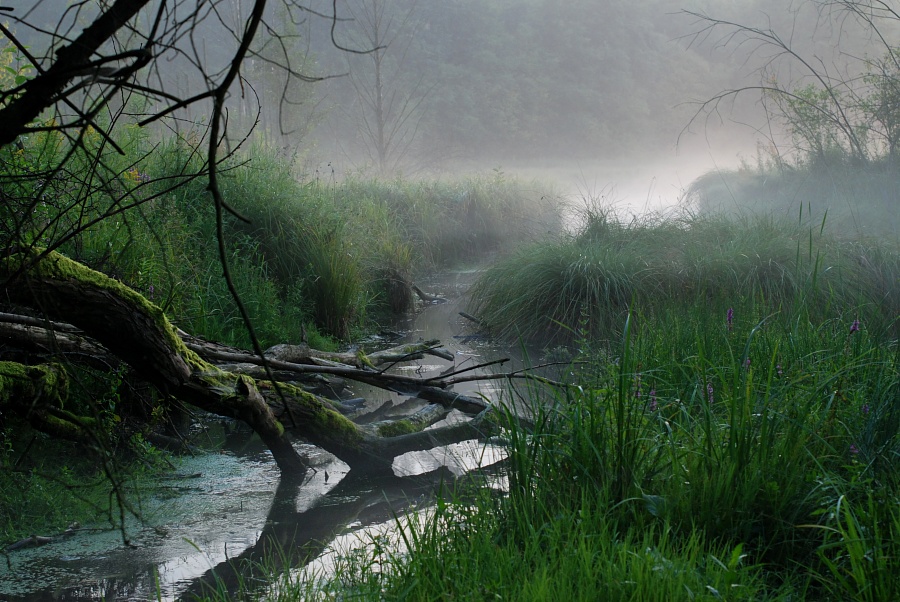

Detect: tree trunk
[0, 250, 500, 478]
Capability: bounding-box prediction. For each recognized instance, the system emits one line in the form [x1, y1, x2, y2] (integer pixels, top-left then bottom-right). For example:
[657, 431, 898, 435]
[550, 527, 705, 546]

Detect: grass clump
[3, 128, 561, 344]
[469, 207, 899, 345]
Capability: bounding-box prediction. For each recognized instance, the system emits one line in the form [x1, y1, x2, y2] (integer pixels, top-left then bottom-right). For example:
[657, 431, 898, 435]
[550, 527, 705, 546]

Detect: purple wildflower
[850, 319, 860, 334]
[862, 403, 870, 415]
[776, 364, 783, 378]
[148, 284, 155, 298]
[649, 389, 657, 411]
[850, 444, 859, 455]
[706, 382, 714, 405]
[727, 308, 734, 331]
[744, 358, 751, 369]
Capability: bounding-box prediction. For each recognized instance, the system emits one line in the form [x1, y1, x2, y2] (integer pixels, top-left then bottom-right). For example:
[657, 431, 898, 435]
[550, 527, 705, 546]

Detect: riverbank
[249, 212, 900, 600]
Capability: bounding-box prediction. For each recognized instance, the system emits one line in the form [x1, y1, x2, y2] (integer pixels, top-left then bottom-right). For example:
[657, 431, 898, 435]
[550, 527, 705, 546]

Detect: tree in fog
[685, 0, 900, 167]
[335, 0, 431, 174]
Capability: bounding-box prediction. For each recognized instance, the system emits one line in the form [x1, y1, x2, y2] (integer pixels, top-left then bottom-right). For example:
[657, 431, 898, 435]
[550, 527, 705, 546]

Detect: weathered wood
[459, 311, 487, 327]
[5, 522, 83, 553]
[412, 284, 446, 304]
[265, 340, 454, 367]
[0, 250, 507, 477]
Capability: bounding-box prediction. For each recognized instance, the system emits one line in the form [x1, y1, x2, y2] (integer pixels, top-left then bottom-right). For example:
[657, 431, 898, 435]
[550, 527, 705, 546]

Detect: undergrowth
[199, 210, 900, 601]
[254, 298, 897, 601]
[469, 207, 899, 345]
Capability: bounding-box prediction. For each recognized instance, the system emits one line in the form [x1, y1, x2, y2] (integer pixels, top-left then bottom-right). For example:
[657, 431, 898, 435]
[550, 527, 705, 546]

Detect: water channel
[0, 270, 523, 601]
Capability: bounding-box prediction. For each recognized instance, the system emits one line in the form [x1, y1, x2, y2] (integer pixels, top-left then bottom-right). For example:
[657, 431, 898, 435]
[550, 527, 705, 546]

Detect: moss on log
[1, 250, 500, 478]
[0, 361, 97, 442]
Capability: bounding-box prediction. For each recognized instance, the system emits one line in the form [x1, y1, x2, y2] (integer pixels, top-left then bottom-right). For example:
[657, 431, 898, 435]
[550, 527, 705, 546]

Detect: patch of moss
[4, 250, 208, 369]
[0, 361, 68, 405]
[377, 419, 418, 438]
[356, 348, 375, 369]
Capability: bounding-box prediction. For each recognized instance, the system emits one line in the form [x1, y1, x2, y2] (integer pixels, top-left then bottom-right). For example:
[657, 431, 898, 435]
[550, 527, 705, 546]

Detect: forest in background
[15, 0, 889, 177]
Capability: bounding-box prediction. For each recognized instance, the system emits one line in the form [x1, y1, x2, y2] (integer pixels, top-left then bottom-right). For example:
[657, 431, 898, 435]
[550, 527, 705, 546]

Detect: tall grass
[180, 206, 898, 601]
[469, 208, 900, 345]
[4, 127, 560, 344]
[253, 294, 896, 600]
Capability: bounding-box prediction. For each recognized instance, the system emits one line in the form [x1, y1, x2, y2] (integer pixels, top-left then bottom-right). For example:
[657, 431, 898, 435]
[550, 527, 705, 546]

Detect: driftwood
[411, 284, 446, 304]
[5, 523, 83, 553]
[0, 250, 514, 479]
[459, 311, 488, 328]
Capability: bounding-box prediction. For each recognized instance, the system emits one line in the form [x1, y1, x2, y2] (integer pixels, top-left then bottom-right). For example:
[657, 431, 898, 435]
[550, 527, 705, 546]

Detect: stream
[0, 270, 521, 601]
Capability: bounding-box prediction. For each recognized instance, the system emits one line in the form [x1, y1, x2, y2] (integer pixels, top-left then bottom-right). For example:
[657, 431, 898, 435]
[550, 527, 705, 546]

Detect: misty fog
[8, 0, 896, 212]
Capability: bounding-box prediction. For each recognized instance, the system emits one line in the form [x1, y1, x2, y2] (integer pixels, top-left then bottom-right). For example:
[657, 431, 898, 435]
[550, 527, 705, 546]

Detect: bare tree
[0, 1, 521, 489]
[681, 0, 900, 168]
[336, 0, 431, 174]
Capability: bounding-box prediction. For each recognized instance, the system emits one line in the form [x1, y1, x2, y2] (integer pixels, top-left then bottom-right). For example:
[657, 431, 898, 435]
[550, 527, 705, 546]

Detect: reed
[469, 209, 900, 345]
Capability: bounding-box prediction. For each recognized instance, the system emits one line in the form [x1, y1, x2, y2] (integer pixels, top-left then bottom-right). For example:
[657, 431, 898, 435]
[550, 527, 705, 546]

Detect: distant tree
[332, 0, 432, 174]
[683, 0, 900, 167]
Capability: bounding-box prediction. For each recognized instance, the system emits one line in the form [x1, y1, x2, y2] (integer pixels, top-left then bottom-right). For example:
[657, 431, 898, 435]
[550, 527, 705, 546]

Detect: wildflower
[776, 364, 783, 378]
[148, 284, 155, 298]
[649, 389, 657, 411]
[706, 382, 714, 405]
[862, 403, 870, 415]
[727, 307, 734, 331]
[850, 319, 860, 334]
[850, 444, 859, 455]
[744, 358, 751, 369]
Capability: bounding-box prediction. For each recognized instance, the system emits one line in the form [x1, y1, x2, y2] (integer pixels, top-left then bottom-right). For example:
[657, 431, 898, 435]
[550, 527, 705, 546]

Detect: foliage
[221, 276, 898, 600]
[0, 26, 32, 102]
[769, 46, 900, 167]
[469, 208, 899, 345]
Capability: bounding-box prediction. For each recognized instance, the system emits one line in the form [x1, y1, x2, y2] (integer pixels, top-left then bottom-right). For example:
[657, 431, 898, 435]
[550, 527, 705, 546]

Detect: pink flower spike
[850, 319, 860, 334]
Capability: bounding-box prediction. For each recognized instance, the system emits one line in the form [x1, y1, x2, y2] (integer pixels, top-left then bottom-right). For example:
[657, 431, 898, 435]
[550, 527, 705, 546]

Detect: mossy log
[0, 250, 498, 477]
[0, 360, 98, 442]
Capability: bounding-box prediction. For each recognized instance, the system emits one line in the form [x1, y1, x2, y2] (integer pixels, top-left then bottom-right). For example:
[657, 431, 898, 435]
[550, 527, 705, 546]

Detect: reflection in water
[0, 270, 516, 601]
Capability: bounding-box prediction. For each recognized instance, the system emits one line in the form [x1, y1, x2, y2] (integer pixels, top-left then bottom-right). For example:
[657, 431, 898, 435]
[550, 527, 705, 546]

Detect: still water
[0, 270, 515, 601]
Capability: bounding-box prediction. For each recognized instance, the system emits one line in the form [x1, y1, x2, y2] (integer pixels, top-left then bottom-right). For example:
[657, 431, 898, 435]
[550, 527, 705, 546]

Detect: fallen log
[4, 522, 83, 553]
[412, 284, 446, 304]
[0, 250, 507, 477]
[265, 340, 454, 367]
